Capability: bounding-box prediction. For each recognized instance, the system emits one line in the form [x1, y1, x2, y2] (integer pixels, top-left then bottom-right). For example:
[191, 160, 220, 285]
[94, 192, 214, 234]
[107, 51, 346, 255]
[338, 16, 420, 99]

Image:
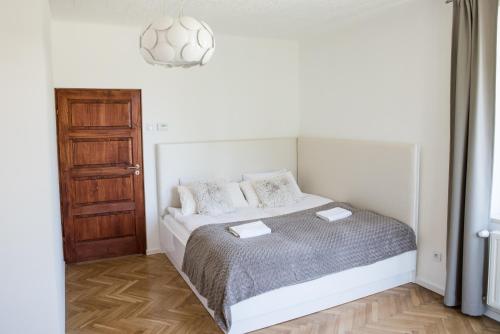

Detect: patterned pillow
[188, 181, 236, 216]
[252, 175, 299, 208]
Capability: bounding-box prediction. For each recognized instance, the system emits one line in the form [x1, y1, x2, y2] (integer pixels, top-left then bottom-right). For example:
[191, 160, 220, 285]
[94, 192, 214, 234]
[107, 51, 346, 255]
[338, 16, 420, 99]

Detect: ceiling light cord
[160, 0, 187, 17]
[178, 0, 187, 17]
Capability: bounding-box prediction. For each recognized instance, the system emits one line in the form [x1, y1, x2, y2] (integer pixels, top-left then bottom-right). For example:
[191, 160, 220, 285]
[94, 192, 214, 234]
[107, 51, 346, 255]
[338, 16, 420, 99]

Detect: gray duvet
[182, 202, 417, 332]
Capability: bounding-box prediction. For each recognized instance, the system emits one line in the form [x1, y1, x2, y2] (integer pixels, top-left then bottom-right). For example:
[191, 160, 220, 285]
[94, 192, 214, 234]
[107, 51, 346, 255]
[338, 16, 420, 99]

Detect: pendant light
[139, 0, 215, 68]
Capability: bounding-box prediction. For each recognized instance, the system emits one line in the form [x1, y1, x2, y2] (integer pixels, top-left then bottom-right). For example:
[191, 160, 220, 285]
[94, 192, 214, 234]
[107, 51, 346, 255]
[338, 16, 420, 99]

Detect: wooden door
[56, 89, 146, 263]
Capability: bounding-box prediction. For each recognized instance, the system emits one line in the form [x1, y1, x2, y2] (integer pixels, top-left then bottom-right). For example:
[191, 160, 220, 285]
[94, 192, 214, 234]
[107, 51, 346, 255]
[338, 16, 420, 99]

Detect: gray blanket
[182, 202, 417, 332]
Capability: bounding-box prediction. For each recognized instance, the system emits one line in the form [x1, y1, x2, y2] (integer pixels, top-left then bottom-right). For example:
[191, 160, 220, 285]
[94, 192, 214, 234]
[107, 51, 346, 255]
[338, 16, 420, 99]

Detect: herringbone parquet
[66, 254, 500, 334]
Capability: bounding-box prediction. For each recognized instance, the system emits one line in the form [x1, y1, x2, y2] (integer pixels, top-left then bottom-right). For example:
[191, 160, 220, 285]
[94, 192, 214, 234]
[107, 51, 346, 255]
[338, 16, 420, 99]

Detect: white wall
[51, 21, 300, 252]
[299, 0, 452, 293]
[0, 0, 65, 333]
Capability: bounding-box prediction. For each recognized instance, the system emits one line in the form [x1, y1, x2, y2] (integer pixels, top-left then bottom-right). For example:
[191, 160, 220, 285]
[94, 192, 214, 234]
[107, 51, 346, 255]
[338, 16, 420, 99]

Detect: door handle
[127, 164, 141, 175]
[127, 164, 141, 170]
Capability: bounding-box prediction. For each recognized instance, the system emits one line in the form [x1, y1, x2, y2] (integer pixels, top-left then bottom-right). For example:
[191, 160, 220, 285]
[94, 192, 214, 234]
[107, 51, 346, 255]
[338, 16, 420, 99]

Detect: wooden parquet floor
[67, 254, 500, 334]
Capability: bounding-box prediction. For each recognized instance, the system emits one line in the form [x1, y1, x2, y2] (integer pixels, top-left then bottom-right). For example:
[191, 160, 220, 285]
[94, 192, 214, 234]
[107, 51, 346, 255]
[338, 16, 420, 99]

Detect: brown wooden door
[56, 89, 146, 263]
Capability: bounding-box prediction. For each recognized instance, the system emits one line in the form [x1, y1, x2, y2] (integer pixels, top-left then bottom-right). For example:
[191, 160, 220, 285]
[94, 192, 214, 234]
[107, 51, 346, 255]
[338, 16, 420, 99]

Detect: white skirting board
[486, 307, 500, 322]
[146, 248, 162, 255]
[415, 278, 500, 324]
[415, 277, 445, 296]
[159, 218, 417, 334]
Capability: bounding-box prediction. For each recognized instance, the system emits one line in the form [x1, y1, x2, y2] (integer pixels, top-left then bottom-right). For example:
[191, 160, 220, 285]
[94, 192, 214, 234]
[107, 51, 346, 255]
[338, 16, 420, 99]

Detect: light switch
[145, 123, 155, 131]
[157, 123, 169, 131]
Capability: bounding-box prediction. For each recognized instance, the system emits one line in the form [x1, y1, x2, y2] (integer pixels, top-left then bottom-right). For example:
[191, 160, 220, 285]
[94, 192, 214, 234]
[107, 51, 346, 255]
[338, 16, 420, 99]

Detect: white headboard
[156, 138, 297, 215]
[298, 137, 420, 235]
[155, 137, 420, 235]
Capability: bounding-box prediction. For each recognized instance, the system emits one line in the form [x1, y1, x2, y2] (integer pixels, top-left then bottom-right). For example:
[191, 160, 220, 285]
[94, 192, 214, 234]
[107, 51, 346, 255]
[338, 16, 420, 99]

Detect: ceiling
[49, 0, 410, 39]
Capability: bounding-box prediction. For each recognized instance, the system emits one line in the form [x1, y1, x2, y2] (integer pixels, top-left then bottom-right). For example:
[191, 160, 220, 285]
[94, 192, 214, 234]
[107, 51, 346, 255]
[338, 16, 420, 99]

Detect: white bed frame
[156, 137, 420, 334]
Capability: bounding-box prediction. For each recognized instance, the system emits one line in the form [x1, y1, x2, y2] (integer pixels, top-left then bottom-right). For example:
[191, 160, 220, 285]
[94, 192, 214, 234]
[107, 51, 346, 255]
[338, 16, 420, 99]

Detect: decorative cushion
[251, 174, 300, 208]
[188, 181, 236, 216]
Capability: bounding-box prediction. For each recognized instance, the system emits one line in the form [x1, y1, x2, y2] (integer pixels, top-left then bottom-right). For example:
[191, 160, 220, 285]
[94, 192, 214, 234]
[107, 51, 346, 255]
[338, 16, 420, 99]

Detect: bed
[156, 138, 420, 334]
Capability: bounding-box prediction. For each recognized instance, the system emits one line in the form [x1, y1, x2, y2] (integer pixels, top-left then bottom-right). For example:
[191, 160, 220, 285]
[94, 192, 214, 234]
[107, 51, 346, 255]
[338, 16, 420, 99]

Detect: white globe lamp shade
[140, 16, 215, 68]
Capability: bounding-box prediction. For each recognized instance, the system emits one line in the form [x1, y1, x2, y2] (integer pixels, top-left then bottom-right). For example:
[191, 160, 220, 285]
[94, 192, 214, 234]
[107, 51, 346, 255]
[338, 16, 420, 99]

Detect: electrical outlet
[432, 251, 442, 262]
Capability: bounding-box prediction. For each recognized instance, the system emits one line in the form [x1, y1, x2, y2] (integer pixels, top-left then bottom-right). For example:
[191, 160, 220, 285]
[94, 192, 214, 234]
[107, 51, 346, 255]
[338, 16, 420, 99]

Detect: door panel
[75, 212, 136, 242]
[72, 139, 132, 167]
[56, 89, 145, 263]
[69, 101, 132, 128]
[72, 176, 134, 205]
[75, 236, 139, 261]
[72, 202, 136, 216]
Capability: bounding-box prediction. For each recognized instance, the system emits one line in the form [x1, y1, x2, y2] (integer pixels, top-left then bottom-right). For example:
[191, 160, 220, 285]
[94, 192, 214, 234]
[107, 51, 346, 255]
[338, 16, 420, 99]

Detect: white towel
[229, 221, 271, 239]
[316, 207, 352, 222]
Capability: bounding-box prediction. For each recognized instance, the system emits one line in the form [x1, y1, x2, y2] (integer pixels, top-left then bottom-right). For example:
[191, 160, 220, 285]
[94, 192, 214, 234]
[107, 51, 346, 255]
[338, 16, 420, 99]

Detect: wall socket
[432, 251, 442, 262]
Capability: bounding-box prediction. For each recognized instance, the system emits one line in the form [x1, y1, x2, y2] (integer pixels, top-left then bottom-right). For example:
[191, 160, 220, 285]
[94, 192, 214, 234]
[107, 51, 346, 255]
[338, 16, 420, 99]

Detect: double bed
[156, 138, 420, 334]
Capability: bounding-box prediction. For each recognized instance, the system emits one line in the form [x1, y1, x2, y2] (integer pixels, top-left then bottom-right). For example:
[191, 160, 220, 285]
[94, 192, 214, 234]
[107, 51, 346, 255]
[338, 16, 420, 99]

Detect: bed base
[159, 218, 417, 334]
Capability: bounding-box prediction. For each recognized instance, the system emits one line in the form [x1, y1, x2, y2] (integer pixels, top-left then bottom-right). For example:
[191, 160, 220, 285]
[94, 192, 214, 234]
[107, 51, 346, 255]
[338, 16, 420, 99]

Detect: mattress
[165, 193, 333, 244]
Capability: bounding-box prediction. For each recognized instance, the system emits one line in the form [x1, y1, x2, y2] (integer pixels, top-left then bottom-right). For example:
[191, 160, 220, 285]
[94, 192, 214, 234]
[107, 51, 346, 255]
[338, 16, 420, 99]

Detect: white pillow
[226, 182, 249, 208]
[242, 169, 288, 181]
[283, 171, 303, 197]
[252, 174, 301, 208]
[177, 185, 197, 216]
[240, 181, 260, 208]
[189, 181, 236, 216]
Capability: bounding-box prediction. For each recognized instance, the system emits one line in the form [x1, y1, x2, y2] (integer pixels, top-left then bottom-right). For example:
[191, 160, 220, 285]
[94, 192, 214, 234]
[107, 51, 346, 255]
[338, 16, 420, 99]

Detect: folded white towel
[229, 221, 271, 239]
[316, 207, 352, 222]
